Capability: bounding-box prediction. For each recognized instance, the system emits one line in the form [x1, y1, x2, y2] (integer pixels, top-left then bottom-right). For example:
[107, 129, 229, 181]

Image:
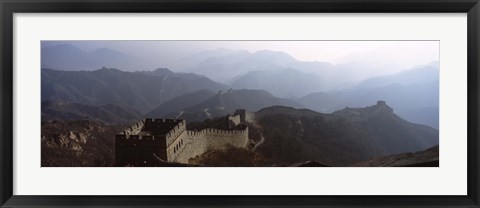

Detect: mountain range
[183, 103, 439, 166]
[147, 89, 303, 121]
[182, 49, 335, 96]
[253, 103, 438, 166]
[299, 65, 439, 128]
[41, 45, 439, 129]
[231, 67, 324, 98]
[40, 44, 440, 167]
[42, 100, 143, 124]
[41, 67, 227, 114]
[41, 43, 149, 71]
[352, 145, 439, 167]
[41, 102, 439, 167]
[42, 68, 307, 124]
[42, 44, 334, 96]
[42, 64, 439, 129]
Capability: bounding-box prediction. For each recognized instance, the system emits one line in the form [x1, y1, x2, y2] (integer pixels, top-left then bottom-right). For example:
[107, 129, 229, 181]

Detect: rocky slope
[352, 145, 439, 167]
[41, 120, 124, 167]
[42, 100, 143, 124]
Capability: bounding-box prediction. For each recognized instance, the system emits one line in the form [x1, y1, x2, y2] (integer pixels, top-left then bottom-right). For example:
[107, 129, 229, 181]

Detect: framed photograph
[1, 0, 479, 207]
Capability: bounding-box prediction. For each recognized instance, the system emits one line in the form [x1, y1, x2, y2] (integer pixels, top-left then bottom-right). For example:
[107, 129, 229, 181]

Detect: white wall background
[13, 13, 467, 195]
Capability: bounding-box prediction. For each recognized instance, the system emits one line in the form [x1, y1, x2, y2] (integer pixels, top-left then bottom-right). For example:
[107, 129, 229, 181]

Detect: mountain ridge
[150, 89, 304, 122]
[252, 101, 438, 166]
[41, 67, 228, 114]
[299, 65, 439, 128]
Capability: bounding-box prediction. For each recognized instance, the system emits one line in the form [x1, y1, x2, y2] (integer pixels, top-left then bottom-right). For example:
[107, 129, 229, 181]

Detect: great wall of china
[115, 109, 251, 165]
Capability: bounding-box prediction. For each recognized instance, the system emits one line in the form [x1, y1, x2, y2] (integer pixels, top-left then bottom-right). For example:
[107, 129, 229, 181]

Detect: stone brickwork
[173, 126, 248, 163]
[115, 110, 250, 166]
[228, 114, 241, 127]
[234, 109, 255, 123]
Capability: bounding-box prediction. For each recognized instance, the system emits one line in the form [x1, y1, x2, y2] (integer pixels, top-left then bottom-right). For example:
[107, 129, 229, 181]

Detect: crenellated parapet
[115, 110, 251, 166]
[234, 109, 247, 123]
[145, 118, 185, 128]
[120, 120, 145, 136]
[115, 134, 167, 147]
[164, 120, 186, 147]
[234, 109, 255, 123]
[186, 125, 248, 138]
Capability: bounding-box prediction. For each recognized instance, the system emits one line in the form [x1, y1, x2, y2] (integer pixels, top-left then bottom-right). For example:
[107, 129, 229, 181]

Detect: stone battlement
[119, 120, 145, 136]
[332, 101, 394, 120]
[186, 126, 247, 137]
[116, 134, 167, 147]
[115, 110, 251, 166]
[145, 118, 183, 123]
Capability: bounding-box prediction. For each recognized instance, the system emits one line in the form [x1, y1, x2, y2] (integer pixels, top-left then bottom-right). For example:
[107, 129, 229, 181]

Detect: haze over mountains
[300, 64, 439, 128]
[41, 41, 440, 167]
[147, 89, 304, 122]
[42, 44, 148, 71]
[41, 42, 439, 129]
[42, 67, 227, 115]
[42, 43, 436, 90]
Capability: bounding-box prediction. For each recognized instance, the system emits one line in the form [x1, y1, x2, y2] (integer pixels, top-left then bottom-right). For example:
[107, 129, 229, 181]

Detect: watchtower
[234, 109, 247, 123]
[115, 119, 186, 166]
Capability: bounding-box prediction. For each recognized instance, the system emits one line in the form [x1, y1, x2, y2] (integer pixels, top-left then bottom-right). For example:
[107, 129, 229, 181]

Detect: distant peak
[43, 43, 84, 53]
[94, 47, 114, 52]
[253, 50, 293, 57]
[377, 100, 387, 106]
[149, 68, 174, 76]
[254, 49, 285, 54]
[96, 67, 122, 72]
[334, 101, 394, 118]
[153, 68, 173, 73]
[51, 43, 78, 49]
[212, 48, 234, 53]
[374, 100, 393, 114]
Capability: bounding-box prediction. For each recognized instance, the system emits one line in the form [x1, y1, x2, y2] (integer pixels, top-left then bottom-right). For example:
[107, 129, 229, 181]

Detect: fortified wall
[173, 126, 248, 163]
[115, 110, 250, 166]
[332, 100, 394, 121]
[228, 109, 255, 126]
[115, 119, 187, 165]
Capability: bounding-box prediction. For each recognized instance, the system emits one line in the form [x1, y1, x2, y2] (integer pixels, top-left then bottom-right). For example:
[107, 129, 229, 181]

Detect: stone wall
[202, 127, 249, 150]
[115, 114, 250, 165]
[121, 120, 145, 136]
[172, 127, 249, 164]
[233, 109, 255, 123]
[166, 130, 190, 162]
[115, 119, 185, 165]
[228, 114, 241, 127]
[165, 120, 186, 148]
[172, 132, 208, 163]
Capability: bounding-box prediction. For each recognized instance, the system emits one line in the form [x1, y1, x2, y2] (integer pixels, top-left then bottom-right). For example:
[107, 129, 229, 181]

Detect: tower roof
[141, 119, 184, 136]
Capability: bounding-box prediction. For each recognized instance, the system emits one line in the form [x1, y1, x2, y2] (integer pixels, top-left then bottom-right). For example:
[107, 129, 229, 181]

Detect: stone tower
[234, 109, 247, 123]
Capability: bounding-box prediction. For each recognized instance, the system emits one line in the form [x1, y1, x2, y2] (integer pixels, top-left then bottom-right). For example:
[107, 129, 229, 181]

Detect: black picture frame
[1, 0, 479, 207]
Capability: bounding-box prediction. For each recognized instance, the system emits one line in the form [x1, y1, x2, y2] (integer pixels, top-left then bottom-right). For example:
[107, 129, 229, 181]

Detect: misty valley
[41, 42, 439, 167]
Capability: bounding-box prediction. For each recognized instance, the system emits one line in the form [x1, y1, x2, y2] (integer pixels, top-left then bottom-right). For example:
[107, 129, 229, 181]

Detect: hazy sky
[42, 40, 439, 72]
